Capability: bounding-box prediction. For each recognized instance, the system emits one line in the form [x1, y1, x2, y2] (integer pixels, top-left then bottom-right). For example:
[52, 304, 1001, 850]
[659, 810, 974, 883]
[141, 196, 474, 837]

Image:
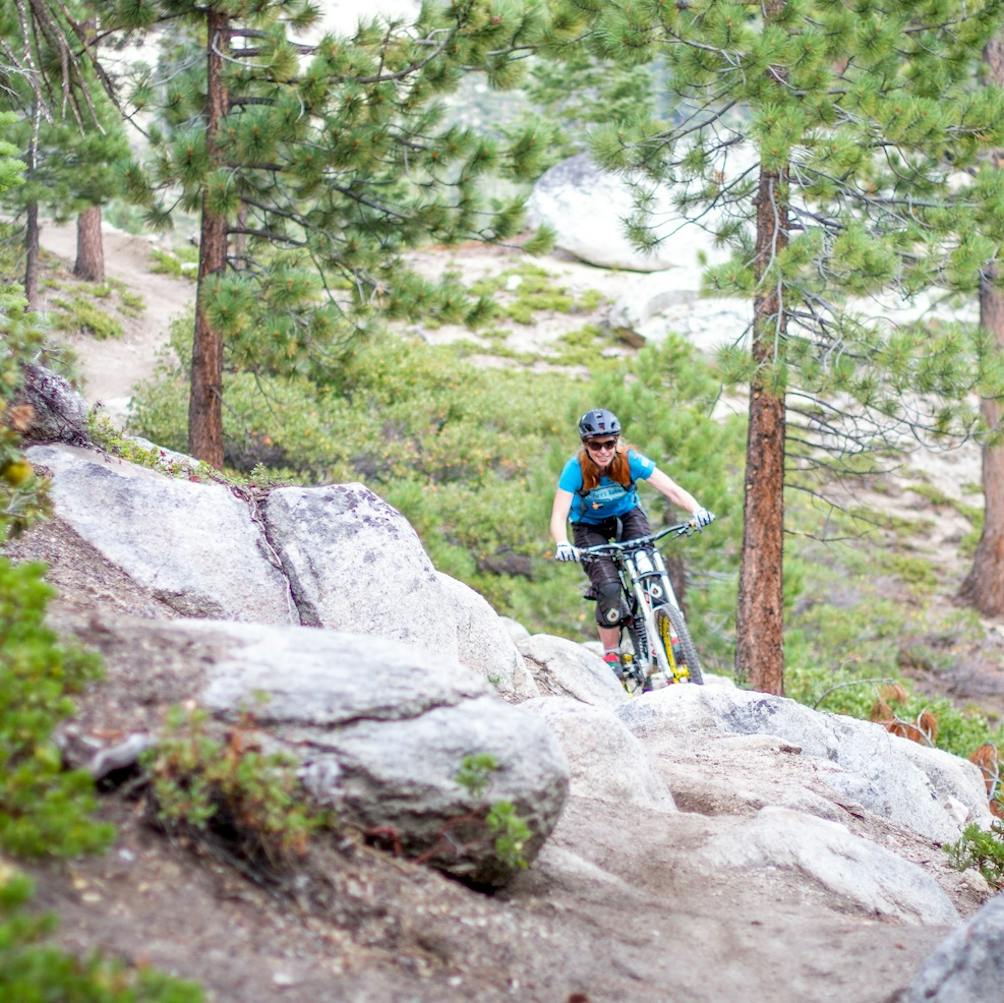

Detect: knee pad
[596, 581, 625, 627]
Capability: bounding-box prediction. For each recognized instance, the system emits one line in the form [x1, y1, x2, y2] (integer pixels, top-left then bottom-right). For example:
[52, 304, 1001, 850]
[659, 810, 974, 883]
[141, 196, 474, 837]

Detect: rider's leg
[573, 518, 625, 673]
[598, 625, 620, 649]
[619, 505, 652, 544]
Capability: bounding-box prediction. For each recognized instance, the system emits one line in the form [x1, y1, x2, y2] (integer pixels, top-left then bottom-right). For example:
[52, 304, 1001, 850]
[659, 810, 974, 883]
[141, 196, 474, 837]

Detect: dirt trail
[40, 221, 194, 408]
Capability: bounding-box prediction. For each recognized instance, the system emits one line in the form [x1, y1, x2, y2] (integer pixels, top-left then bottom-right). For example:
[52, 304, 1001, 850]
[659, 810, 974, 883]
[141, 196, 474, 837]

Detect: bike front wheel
[654, 605, 704, 685]
[620, 628, 650, 695]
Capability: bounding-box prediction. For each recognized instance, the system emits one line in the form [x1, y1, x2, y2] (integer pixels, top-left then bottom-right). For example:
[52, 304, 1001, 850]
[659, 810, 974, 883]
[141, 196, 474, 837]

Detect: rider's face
[585, 437, 618, 464]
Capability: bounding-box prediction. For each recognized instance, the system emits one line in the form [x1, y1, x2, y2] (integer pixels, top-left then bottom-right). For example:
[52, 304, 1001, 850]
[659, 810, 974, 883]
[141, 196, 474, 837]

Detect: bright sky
[319, 1, 422, 35]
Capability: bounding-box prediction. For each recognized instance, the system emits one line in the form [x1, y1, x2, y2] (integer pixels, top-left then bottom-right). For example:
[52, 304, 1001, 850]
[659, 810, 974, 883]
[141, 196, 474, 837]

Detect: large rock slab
[20, 363, 89, 443]
[437, 572, 539, 701]
[196, 619, 568, 886]
[518, 633, 628, 707]
[523, 697, 675, 811]
[26, 444, 295, 624]
[527, 154, 733, 272]
[264, 484, 459, 656]
[698, 806, 959, 926]
[617, 686, 991, 843]
[900, 892, 1004, 1002]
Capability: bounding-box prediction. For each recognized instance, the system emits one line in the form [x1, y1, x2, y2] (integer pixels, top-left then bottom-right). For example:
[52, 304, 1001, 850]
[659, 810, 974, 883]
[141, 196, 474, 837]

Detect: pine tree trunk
[74, 205, 105, 282]
[959, 270, 1004, 614]
[24, 100, 40, 310]
[959, 35, 1004, 617]
[188, 10, 229, 468]
[735, 0, 788, 694]
[24, 199, 40, 311]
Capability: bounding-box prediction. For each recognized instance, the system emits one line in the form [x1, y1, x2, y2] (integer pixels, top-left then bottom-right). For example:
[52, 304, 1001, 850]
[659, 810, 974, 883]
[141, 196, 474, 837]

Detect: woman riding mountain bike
[549, 408, 714, 678]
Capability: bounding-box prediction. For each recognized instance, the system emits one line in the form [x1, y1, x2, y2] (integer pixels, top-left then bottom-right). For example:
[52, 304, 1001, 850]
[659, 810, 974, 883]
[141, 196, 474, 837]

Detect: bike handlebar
[573, 516, 713, 561]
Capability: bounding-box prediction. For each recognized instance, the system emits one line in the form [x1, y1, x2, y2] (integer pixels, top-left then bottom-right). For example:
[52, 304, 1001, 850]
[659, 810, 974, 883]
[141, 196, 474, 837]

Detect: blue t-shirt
[558, 450, 656, 524]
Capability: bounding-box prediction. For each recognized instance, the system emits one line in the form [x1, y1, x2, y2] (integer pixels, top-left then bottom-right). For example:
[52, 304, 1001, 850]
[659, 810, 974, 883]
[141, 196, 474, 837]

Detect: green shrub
[945, 819, 1004, 890]
[50, 295, 124, 340]
[142, 707, 332, 871]
[148, 247, 198, 281]
[455, 754, 530, 872]
[0, 559, 113, 858]
[0, 867, 204, 1002]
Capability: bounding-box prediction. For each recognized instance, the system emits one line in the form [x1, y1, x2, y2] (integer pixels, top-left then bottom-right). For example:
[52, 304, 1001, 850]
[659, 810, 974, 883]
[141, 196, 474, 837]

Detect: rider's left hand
[692, 507, 714, 529]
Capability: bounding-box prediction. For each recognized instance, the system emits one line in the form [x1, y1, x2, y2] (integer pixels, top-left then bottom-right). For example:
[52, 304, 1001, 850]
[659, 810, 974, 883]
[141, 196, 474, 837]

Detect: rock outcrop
[617, 684, 991, 843]
[527, 153, 734, 272]
[518, 633, 627, 707]
[14, 436, 1001, 1001]
[900, 892, 1004, 1002]
[28, 444, 297, 624]
[69, 615, 570, 887]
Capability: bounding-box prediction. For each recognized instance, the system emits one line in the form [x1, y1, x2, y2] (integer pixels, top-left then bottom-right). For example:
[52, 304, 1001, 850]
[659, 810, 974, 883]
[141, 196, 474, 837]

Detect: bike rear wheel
[654, 605, 704, 685]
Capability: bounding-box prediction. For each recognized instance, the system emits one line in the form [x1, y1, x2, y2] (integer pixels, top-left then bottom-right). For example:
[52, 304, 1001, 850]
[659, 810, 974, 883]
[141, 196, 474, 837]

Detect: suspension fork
[623, 553, 672, 676]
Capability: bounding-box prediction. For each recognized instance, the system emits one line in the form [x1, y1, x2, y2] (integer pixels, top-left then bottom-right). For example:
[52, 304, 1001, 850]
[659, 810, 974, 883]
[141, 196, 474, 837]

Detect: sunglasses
[586, 438, 619, 451]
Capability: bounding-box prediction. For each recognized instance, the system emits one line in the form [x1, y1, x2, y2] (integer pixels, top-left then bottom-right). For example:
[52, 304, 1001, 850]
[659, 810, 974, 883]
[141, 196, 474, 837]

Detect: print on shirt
[557, 450, 656, 524]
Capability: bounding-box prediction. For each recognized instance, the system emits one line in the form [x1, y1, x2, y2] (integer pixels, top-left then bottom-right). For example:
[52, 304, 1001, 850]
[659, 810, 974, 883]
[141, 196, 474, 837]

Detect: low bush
[0, 559, 113, 858]
[945, 818, 1004, 889]
[142, 707, 332, 872]
[455, 753, 531, 873]
[51, 294, 124, 340]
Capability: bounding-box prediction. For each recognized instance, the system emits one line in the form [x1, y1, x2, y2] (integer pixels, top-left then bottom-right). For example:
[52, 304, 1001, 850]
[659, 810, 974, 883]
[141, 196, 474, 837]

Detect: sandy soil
[39, 221, 195, 410]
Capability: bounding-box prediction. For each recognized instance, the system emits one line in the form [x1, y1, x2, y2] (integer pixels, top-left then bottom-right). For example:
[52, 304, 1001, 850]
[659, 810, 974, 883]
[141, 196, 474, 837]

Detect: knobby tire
[655, 605, 704, 685]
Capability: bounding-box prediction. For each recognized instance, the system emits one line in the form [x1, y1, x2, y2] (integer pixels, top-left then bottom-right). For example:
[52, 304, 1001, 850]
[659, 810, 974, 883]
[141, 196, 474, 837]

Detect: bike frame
[577, 521, 696, 684]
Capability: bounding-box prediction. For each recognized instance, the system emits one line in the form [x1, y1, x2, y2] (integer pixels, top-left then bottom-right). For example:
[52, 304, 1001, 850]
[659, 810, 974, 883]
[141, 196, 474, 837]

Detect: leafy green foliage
[0, 867, 204, 1002]
[0, 141, 48, 540]
[456, 753, 500, 799]
[0, 10, 136, 226]
[0, 560, 113, 858]
[0, 105, 111, 861]
[148, 247, 197, 282]
[50, 295, 124, 340]
[142, 707, 332, 871]
[945, 819, 1004, 889]
[455, 754, 530, 872]
[486, 801, 531, 873]
[784, 541, 1004, 761]
[467, 263, 605, 326]
[97, 0, 556, 431]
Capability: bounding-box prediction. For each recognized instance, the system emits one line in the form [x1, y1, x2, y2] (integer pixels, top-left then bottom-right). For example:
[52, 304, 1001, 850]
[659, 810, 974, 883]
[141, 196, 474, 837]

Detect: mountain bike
[576, 519, 710, 693]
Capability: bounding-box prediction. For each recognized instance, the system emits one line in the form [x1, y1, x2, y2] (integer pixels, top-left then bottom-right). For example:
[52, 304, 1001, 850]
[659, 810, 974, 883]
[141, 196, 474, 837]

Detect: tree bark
[74, 205, 105, 282]
[71, 21, 105, 284]
[24, 199, 40, 311]
[735, 0, 789, 694]
[188, 10, 230, 468]
[959, 35, 1004, 617]
[24, 100, 40, 310]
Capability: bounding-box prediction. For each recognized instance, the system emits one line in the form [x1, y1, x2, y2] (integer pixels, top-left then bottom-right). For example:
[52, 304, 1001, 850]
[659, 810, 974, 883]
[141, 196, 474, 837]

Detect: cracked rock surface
[27, 444, 296, 624]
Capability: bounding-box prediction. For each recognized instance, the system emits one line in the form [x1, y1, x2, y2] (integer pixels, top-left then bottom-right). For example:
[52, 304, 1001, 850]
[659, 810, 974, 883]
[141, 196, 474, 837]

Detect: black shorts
[572, 507, 651, 590]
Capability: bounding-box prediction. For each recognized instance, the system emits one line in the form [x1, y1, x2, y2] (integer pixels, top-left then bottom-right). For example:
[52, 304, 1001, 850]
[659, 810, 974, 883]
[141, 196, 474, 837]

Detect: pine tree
[100, 0, 552, 467]
[0, 2, 134, 299]
[960, 32, 1004, 616]
[553, 0, 1004, 693]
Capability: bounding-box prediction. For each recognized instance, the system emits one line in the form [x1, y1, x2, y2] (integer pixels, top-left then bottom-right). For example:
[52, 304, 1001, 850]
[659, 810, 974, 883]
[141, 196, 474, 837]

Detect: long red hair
[578, 442, 633, 492]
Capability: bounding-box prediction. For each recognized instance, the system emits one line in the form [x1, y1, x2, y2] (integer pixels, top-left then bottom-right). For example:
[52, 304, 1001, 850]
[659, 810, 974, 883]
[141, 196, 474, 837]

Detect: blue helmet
[578, 408, 621, 440]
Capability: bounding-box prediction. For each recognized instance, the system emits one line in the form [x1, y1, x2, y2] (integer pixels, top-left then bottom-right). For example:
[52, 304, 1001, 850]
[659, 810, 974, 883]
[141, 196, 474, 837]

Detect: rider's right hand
[554, 542, 578, 562]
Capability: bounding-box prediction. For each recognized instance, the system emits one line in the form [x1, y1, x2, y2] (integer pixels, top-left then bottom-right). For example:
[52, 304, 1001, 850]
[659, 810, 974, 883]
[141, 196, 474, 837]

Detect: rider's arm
[549, 489, 574, 545]
[646, 468, 703, 514]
